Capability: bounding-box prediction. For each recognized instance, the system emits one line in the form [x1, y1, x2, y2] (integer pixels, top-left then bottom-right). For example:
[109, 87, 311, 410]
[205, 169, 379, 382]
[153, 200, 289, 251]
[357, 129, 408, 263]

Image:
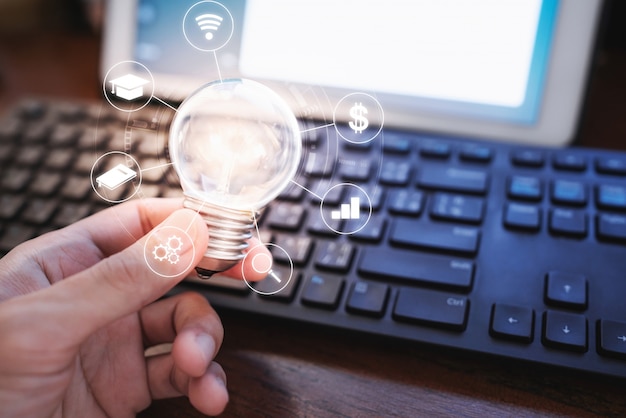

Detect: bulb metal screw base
[183, 195, 257, 278]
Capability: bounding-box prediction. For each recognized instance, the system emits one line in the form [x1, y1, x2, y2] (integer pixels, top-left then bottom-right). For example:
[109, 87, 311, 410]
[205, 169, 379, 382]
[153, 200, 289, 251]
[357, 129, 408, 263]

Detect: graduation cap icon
[109, 73, 150, 101]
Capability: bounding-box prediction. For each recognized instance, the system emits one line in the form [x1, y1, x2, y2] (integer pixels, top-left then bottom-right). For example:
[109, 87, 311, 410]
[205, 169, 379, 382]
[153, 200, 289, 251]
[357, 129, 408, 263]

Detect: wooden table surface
[2, 31, 626, 417]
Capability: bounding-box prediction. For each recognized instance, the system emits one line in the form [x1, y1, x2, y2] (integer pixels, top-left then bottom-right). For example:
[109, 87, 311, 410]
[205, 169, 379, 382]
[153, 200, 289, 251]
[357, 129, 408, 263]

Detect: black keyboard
[2, 98, 626, 379]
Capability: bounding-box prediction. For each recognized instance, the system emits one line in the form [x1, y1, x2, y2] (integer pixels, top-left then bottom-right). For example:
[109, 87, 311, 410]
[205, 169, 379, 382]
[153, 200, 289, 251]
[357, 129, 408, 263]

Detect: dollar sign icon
[349, 102, 369, 134]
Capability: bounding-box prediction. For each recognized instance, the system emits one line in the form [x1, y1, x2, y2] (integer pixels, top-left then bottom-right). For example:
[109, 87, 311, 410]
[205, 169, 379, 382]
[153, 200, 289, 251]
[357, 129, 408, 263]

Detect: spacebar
[390, 219, 480, 255]
[358, 248, 474, 290]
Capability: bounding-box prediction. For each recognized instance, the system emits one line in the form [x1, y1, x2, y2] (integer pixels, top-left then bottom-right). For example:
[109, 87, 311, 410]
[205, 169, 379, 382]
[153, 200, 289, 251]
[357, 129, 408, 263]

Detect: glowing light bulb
[169, 79, 302, 277]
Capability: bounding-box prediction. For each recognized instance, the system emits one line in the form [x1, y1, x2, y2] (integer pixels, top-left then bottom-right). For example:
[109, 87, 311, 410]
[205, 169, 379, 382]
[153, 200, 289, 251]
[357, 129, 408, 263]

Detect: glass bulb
[169, 79, 302, 276]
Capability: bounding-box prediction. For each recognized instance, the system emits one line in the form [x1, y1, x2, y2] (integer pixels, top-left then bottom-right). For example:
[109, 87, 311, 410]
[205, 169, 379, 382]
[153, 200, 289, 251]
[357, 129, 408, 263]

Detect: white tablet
[101, 0, 603, 146]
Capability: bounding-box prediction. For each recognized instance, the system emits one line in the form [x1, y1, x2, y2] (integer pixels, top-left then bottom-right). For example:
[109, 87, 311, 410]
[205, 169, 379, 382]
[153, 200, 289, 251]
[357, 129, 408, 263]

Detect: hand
[0, 198, 270, 417]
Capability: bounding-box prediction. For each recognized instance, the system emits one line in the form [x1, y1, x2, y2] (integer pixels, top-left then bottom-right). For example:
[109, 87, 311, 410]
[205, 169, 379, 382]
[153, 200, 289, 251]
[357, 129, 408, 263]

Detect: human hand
[0, 198, 270, 417]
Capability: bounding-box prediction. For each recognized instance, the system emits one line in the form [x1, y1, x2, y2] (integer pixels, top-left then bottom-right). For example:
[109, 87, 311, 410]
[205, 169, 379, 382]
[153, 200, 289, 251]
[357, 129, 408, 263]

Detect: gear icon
[167, 235, 183, 252]
[168, 252, 180, 265]
[152, 244, 169, 262]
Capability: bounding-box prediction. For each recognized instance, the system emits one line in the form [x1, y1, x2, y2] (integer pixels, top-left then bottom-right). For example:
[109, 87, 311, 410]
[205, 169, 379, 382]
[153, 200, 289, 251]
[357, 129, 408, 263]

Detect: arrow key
[542, 311, 587, 352]
[598, 319, 626, 359]
[545, 271, 587, 310]
[490, 304, 534, 343]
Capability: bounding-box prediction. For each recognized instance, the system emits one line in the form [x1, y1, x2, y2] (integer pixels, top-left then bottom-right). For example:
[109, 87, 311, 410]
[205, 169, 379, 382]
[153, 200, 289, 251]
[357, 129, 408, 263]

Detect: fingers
[72, 198, 186, 257]
[221, 237, 273, 282]
[146, 355, 228, 416]
[0, 208, 209, 348]
[142, 293, 228, 416]
[140, 292, 223, 376]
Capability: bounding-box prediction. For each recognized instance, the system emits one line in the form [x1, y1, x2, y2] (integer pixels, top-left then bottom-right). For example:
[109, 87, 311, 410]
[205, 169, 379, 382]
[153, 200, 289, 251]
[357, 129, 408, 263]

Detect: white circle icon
[90, 151, 143, 203]
[320, 183, 373, 235]
[333, 93, 384, 144]
[183, 1, 234, 52]
[102, 61, 155, 112]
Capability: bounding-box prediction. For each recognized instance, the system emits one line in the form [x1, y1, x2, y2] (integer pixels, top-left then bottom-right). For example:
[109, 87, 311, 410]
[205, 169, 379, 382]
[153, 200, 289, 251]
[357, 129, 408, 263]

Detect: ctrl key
[598, 320, 626, 359]
[392, 288, 469, 331]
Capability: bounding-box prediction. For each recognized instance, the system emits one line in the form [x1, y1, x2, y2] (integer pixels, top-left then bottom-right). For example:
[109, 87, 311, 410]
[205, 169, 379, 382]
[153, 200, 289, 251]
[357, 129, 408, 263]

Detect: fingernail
[195, 332, 215, 363]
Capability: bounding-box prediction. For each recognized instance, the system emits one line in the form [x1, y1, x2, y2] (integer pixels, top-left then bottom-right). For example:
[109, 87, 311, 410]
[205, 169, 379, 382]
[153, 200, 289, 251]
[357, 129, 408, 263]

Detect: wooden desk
[1, 31, 626, 417]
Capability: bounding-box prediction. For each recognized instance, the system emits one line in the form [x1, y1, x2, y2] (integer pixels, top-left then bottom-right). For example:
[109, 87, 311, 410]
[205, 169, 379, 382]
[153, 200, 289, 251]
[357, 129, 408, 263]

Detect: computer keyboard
[2, 98, 626, 379]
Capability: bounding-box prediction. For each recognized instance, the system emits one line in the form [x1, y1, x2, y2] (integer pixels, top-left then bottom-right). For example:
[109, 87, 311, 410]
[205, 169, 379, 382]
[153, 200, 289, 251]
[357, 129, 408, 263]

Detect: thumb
[5, 208, 208, 347]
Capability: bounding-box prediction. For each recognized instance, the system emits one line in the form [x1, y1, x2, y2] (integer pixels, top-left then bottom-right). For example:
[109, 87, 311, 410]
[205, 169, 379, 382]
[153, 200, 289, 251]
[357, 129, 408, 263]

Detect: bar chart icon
[331, 197, 361, 220]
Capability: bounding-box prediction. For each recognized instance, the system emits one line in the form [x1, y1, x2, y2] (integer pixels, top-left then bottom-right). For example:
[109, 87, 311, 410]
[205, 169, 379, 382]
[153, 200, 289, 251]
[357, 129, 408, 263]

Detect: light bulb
[169, 79, 302, 277]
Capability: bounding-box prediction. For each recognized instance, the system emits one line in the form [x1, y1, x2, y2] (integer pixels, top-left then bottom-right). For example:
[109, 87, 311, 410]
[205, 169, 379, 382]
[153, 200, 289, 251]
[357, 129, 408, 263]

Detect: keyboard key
[551, 180, 587, 206]
[346, 281, 389, 317]
[549, 208, 587, 237]
[503, 203, 541, 231]
[310, 179, 344, 205]
[553, 153, 587, 172]
[460, 145, 492, 163]
[0, 224, 37, 252]
[393, 288, 469, 331]
[304, 153, 334, 177]
[390, 219, 480, 255]
[349, 185, 385, 211]
[508, 176, 542, 201]
[490, 304, 534, 343]
[53, 203, 92, 227]
[49, 124, 80, 147]
[21, 198, 59, 224]
[16, 146, 45, 166]
[596, 213, 626, 242]
[430, 193, 484, 224]
[301, 275, 344, 310]
[22, 121, 51, 144]
[596, 156, 626, 176]
[0, 143, 14, 164]
[315, 241, 355, 273]
[272, 235, 313, 266]
[379, 161, 411, 186]
[29, 172, 62, 196]
[419, 141, 450, 159]
[511, 150, 544, 168]
[338, 159, 372, 182]
[545, 271, 587, 310]
[60, 176, 93, 200]
[44, 149, 75, 170]
[0, 195, 25, 219]
[542, 311, 587, 352]
[277, 180, 306, 202]
[254, 268, 301, 302]
[598, 320, 626, 359]
[307, 213, 342, 237]
[347, 215, 386, 242]
[382, 133, 411, 154]
[17, 99, 46, 119]
[417, 166, 488, 195]
[596, 184, 626, 211]
[359, 248, 474, 290]
[2, 168, 31, 192]
[77, 128, 111, 150]
[0, 117, 21, 141]
[266, 203, 306, 231]
[387, 190, 424, 216]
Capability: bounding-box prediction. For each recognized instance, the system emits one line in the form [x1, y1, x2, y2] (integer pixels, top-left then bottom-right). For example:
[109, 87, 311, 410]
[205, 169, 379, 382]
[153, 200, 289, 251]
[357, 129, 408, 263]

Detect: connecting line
[140, 162, 173, 172]
[300, 122, 335, 134]
[152, 96, 179, 113]
[290, 179, 323, 201]
[213, 51, 223, 83]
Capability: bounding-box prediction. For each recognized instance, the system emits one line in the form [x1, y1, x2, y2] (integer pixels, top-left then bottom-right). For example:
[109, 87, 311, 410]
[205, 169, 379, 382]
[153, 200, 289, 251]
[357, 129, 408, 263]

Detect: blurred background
[0, 0, 624, 144]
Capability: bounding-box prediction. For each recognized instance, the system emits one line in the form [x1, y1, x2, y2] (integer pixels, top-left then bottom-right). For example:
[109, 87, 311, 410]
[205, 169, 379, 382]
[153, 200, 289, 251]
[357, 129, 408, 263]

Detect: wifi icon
[195, 13, 223, 40]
